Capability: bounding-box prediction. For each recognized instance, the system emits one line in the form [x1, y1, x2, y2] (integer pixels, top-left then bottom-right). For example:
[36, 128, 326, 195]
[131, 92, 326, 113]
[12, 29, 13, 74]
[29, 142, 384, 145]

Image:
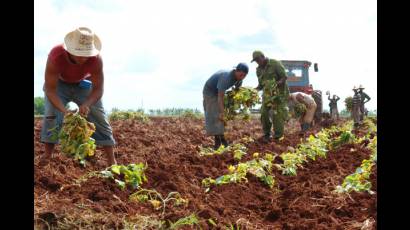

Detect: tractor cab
[281, 60, 323, 121]
[280, 60, 317, 94]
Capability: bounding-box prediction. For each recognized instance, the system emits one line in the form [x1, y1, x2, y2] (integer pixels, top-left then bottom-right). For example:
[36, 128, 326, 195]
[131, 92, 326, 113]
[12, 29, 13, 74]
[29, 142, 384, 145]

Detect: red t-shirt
[47, 44, 102, 83]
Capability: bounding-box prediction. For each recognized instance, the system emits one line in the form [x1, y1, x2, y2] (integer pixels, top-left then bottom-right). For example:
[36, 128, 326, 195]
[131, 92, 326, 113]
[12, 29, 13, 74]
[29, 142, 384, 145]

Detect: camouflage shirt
[256, 58, 289, 99]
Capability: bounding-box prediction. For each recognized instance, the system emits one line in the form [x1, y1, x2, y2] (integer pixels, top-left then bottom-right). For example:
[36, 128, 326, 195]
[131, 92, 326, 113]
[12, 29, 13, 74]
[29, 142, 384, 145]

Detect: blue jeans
[40, 79, 116, 146]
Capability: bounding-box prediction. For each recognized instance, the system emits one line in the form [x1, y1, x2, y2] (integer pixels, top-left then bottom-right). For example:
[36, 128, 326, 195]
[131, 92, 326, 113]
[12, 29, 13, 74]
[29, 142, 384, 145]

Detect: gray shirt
[203, 70, 242, 96]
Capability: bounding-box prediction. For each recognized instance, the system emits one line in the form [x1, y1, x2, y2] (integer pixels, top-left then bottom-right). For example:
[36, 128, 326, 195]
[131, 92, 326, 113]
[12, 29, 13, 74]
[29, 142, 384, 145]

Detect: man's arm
[275, 61, 288, 86]
[336, 95, 340, 101]
[80, 58, 104, 115]
[44, 59, 68, 113]
[255, 69, 263, 91]
[234, 80, 243, 91]
[328, 95, 332, 101]
[364, 93, 371, 103]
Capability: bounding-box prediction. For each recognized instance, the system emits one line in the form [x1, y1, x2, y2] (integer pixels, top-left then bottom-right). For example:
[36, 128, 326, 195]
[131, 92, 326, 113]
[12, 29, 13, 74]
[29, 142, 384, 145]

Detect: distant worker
[203, 63, 249, 149]
[252, 50, 289, 142]
[352, 86, 362, 127]
[327, 92, 340, 120]
[289, 92, 317, 132]
[358, 85, 371, 121]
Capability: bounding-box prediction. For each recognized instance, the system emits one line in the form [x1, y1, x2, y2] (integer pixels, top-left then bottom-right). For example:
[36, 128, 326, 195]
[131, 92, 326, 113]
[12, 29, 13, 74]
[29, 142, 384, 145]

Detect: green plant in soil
[329, 130, 356, 150]
[277, 121, 359, 176]
[202, 153, 276, 191]
[276, 151, 307, 176]
[129, 189, 188, 216]
[168, 213, 200, 230]
[100, 163, 147, 190]
[199, 143, 247, 159]
[335, 135, 377, 194]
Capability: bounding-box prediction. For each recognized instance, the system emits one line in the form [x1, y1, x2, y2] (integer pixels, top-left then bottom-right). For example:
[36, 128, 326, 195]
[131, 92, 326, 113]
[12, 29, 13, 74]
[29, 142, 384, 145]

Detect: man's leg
[360, 104, 366, 120]
[44, 143, 55, 158]
[301, 104, 316, 132]
[40, 97, 59, 159]
[85, 99, 117, 166]
[204, 95, 225, 148]
[330, 107, 334, 119]
[260, 104, 272, 137]
[220, 135, 228, 147]
[353, 106, 360, 126]
[40, 83, 70, 161]
[272, 103, 287, 139]
[272, 110, 285, 139]
[74, 84, 116, 166]
[204, 97, 221, 149]
[103, 146, 116, 166]
[213, 135, 222, 150]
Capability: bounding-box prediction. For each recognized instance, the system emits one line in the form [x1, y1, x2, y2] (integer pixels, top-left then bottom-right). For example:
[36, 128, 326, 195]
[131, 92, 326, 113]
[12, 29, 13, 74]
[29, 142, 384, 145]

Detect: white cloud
[34, 0, 377, 112]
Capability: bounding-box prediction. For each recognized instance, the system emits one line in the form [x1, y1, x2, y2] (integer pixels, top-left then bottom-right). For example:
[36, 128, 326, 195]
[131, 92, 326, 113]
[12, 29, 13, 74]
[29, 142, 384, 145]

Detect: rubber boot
[220, 135, 229, 147]
[214, 135, 221, 150]
[261, 133, 271, 143]
[301, 123, 310, 132]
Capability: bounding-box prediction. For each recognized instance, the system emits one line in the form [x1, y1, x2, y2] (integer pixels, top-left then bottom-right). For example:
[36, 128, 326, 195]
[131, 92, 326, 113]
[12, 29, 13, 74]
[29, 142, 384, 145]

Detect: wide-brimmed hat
[63, 27, 101, 57]
[358, 85, 365, 89]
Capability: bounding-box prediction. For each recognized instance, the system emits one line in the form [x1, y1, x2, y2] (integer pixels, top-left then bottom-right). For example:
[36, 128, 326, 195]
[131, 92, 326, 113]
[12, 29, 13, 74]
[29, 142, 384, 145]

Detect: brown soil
[34, 117, 376, 229]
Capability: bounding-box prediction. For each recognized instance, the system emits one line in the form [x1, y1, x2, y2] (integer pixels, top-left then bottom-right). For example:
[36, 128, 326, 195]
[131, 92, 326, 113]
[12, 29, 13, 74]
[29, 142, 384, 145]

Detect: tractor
[281, 60, 323, 122]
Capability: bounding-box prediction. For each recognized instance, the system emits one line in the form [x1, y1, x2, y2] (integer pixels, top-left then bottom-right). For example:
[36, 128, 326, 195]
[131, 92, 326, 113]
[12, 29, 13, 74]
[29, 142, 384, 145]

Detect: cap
[235, 62, 249, 74]
[251, 50, 264, 62]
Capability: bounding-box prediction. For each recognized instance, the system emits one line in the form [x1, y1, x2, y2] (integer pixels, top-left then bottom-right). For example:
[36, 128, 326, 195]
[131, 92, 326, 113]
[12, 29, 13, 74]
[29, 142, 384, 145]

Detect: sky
[34, 0, 377, 112]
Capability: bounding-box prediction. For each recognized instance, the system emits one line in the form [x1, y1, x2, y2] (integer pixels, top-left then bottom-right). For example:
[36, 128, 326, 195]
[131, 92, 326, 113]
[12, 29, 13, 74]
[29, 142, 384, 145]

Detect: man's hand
[277, 79, 285, 87]
[79, 104, 90, 117]
[218, 113, 225, 122]
[62, 108, 70, 115]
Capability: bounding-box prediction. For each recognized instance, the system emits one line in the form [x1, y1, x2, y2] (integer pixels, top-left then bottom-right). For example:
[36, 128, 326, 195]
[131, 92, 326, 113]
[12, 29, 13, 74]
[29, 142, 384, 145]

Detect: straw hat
[63, 27, 101, 57]
[358, 85, 365, 89]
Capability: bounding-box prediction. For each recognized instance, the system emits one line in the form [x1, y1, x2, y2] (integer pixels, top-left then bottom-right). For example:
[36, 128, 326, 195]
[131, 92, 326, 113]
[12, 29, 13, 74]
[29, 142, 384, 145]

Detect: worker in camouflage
[252, 50, 289, 142]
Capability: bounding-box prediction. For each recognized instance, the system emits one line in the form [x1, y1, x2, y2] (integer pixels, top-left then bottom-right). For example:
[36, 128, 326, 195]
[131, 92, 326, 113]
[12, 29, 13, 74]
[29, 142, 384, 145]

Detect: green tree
[34, 97, 45, 115]
[339, 109, 350, 118]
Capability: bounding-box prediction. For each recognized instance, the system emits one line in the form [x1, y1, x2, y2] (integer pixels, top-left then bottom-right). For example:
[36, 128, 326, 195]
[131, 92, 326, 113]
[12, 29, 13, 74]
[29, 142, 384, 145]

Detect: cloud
[35, 0, 377, 112]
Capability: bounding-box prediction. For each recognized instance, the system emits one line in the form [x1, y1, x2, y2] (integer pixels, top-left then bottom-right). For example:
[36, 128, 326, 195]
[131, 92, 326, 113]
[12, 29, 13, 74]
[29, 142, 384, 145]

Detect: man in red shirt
[40, 27, 116, 166]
